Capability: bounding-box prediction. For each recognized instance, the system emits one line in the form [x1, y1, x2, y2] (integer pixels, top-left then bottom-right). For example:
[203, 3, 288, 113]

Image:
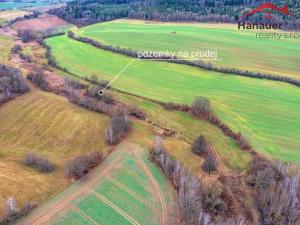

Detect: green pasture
[114, 91, 251, 172]
[46, 35, 300, 162]
[76, 20, 300, 79]
[52, 147, 173, 225]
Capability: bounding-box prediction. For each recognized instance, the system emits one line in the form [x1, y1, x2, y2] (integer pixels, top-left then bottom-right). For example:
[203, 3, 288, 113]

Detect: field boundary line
[91, 191, 140, 225]
[135, 150, 167, 225]
[108, 176, 157, 211]
[70, 205, 99, 225]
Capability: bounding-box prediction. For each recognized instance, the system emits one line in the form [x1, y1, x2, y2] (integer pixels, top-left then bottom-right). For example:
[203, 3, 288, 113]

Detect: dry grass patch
[0, 87, 110, 215]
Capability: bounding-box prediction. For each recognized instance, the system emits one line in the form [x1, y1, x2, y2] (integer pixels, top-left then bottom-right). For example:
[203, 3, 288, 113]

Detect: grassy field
[0, 87, 110, 214]
[0, 9, 29, 21]
[46, 35, 300, 162]
[113, 91, 251, 172]
[75, 20, 300, 79]
[17, 142, 175, 225]
[0, 34, 13, 64]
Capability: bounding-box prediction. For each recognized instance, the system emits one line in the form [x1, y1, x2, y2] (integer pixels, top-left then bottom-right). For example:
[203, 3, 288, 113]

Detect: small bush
[65, 152, 102, 179]
[106, 115, 130, 145]
[202, 154, 217, 174]
[203, 185, 227, 215]
[19, 52, 32, 63]
[129, 107, 146, 120]
[192, 96, 211, 115]
[27, 70, 49, 91]
[23, 152, 54, 172]
[192, 135, 208, 155]
[87, 85, 114, 104]
[162, 102, 190, 111]
[0, 64, 29, 104]
[17, 30, 37, 43]
[64, 77, 86, 90]
[11, 45, 22, 54]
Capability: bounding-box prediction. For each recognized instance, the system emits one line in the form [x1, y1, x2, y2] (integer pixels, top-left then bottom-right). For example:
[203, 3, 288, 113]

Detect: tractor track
[135, 150, 167, 225]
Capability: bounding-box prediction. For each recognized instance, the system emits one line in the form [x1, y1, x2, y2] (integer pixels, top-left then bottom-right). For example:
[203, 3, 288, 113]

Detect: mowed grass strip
[0, 88, 109, 213]
[76, 20, 300, 78]
[46, 35, 300, 162]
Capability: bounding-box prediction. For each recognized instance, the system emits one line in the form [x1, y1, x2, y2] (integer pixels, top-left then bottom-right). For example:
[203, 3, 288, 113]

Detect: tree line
[0, 65, 29, 105]
[151, 134, 300, 225]
[150, 136, 243, 225]
[68, 31, 300, 88]
[48, 0, 300, 29]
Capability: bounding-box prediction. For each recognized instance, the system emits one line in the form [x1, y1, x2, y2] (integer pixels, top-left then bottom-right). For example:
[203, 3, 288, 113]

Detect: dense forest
[49, 0, 300, 28]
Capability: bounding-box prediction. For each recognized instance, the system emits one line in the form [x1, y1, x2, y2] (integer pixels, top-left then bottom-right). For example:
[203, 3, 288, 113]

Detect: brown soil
[11, 13, 69, 32]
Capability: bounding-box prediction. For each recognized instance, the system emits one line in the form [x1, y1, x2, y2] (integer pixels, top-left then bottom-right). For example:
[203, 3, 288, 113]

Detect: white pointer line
[101, 59, 137, 92]
[99, 57, 220, 94]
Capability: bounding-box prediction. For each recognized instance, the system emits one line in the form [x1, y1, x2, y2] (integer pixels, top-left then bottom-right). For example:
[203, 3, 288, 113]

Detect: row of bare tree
[150, 136, 244, 225]
[65, 152, 103, 179]
[249, 159, 300, 225]
[0, 197, 35, 225]
[0, 65, 29, 105]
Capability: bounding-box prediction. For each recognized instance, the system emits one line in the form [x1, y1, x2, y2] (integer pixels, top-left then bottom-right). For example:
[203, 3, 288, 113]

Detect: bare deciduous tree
[6, 197, 19, 216]
[192, 97, 211, 115]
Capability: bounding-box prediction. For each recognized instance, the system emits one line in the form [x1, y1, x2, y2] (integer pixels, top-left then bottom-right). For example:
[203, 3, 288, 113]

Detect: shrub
[86, 85, 114, 104]
[162, 102, 190, 111]
[106, 115, 129, 145]
[251, 162, 300, 225]
[236, 134, 251, 150]
[129, 107, 146, 120]
[64, 77, 86, 90]
[0, 65, 29, 104]
[23, 152, 54, 172]
[27, 70, 49, 91]
[90, 75, 98, 84]
[192, 96, 211, 115]
[203, 185, 227, 215]
[65, 152, 102, 179]
[202, 154, 217, 174]
[19, 52, 32, 63]
[11, 45, 22, 54]
[17, 30, 37, 43]
[192, 135, 208, 155]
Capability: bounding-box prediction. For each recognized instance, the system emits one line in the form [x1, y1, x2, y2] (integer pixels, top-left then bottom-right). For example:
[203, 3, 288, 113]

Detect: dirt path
[135, 150, 167, 225]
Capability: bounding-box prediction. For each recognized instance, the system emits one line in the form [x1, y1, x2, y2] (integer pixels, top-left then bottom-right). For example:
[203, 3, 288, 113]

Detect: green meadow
[46, 35, 300, 162]
[76, 20, 300, 79]
[51, 146, 173, 225]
